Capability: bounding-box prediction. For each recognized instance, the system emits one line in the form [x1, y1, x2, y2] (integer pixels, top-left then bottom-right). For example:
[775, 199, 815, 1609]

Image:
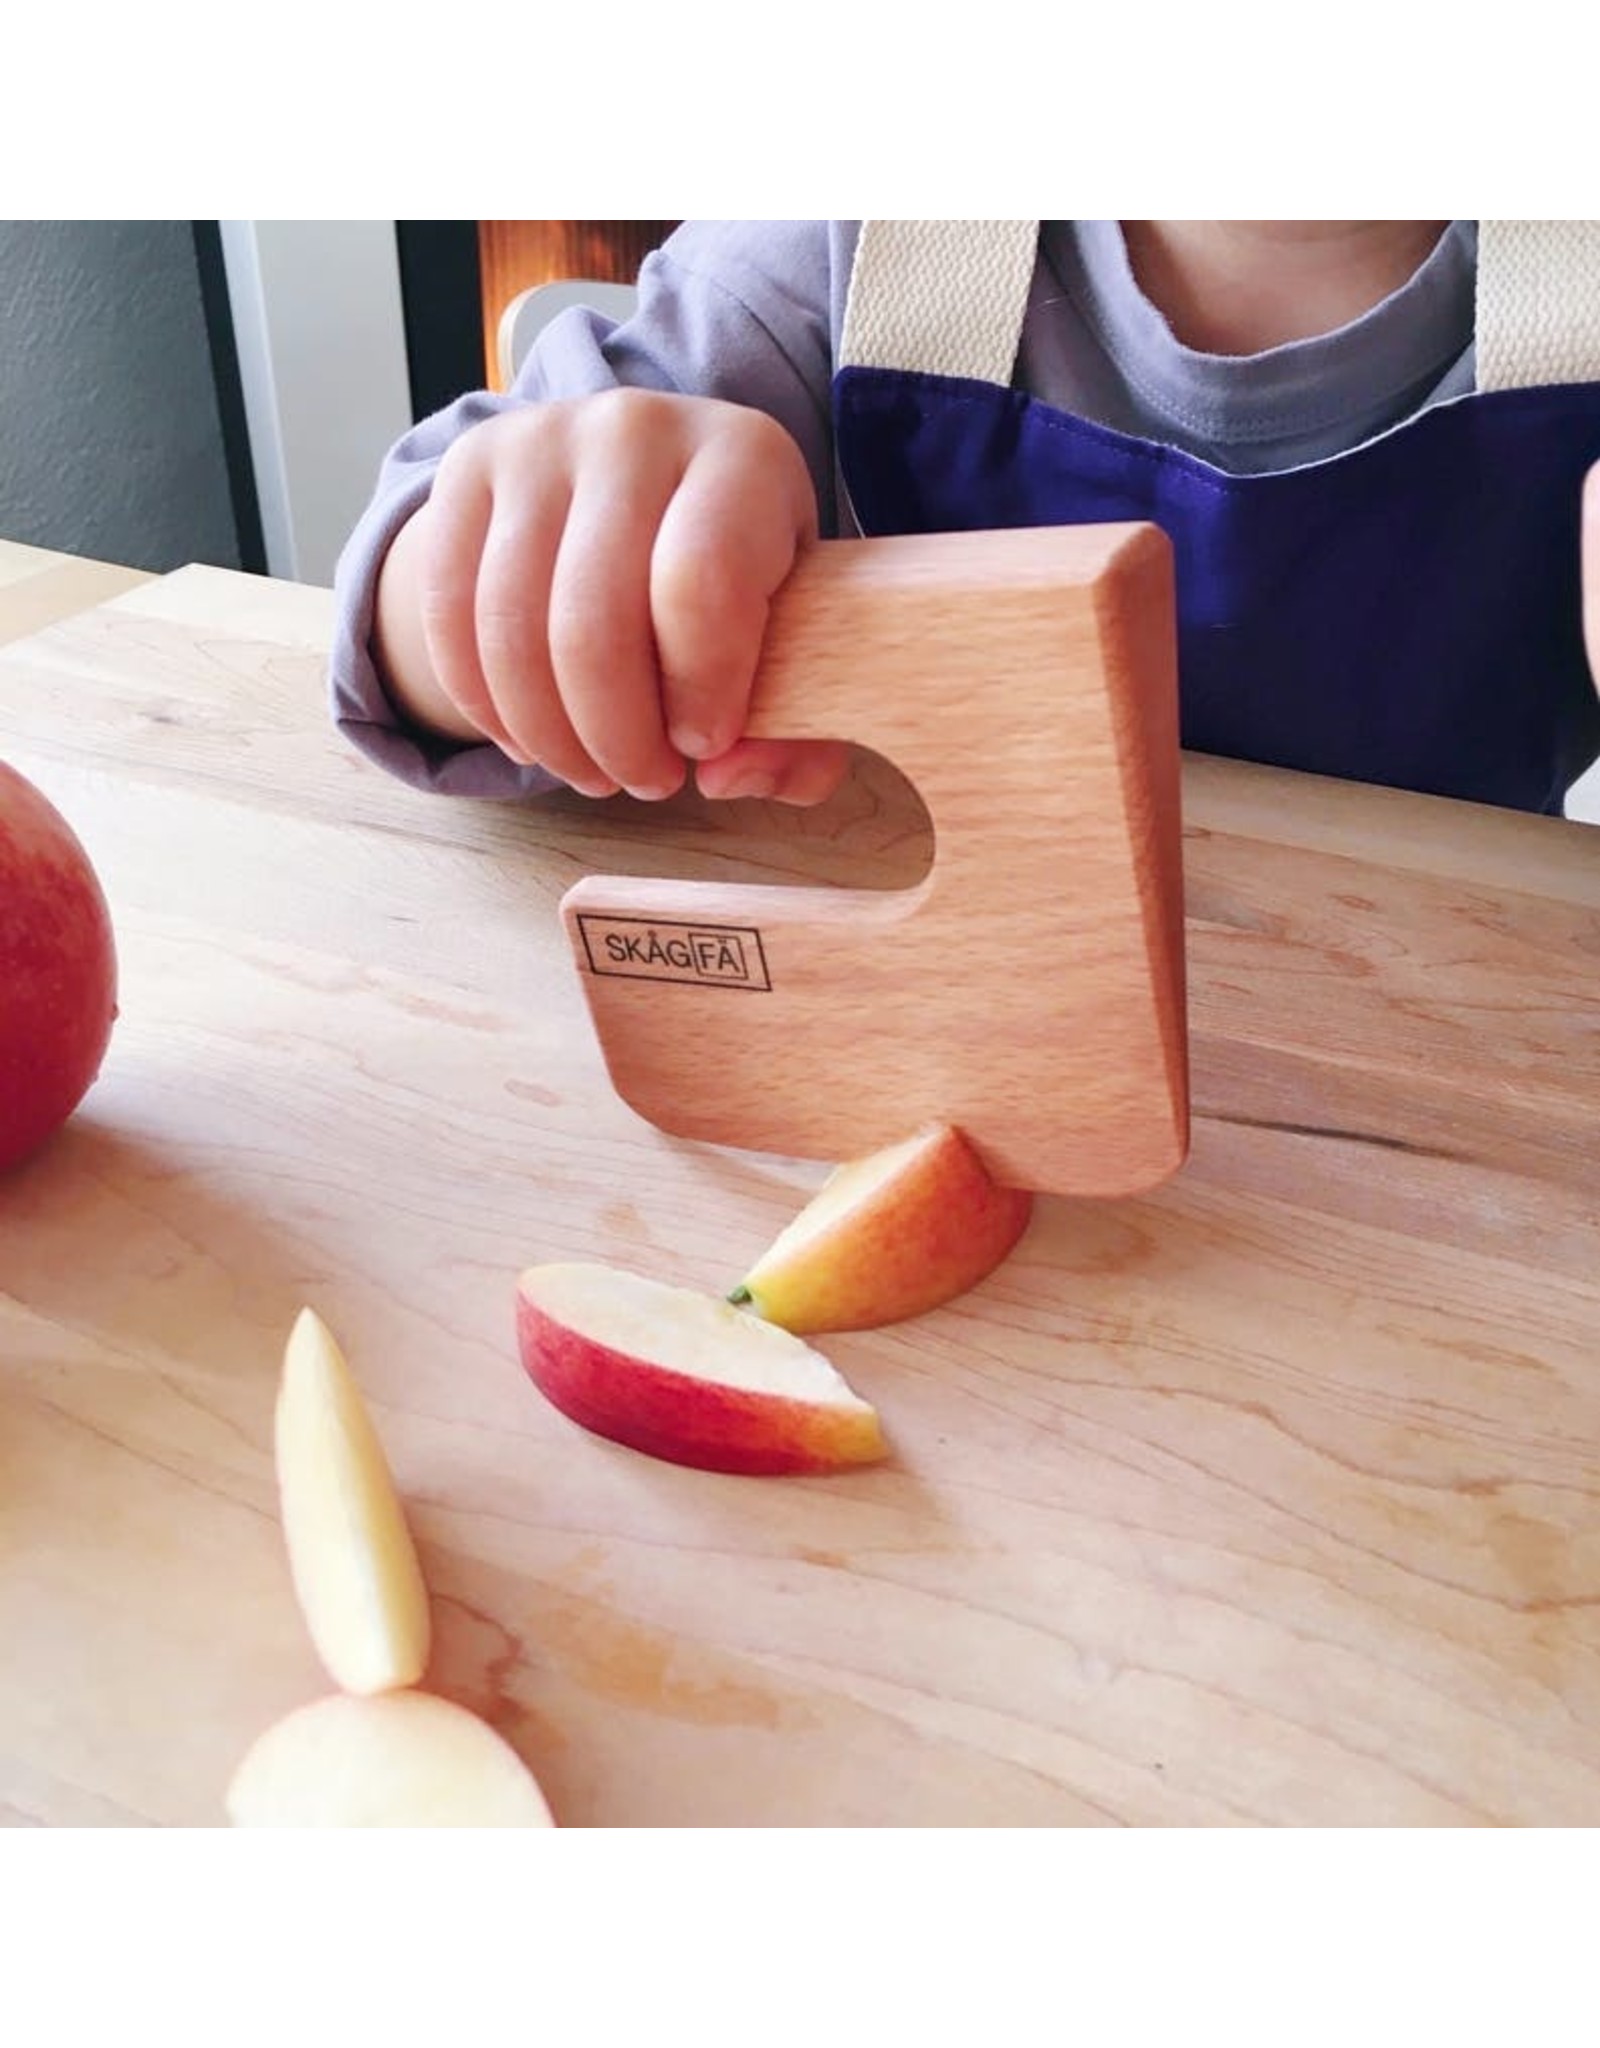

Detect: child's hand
[373, 390, 849, 805]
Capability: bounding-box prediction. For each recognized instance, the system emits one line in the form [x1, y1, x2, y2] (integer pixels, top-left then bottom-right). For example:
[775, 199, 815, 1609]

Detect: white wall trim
[218, 222, 412, 587]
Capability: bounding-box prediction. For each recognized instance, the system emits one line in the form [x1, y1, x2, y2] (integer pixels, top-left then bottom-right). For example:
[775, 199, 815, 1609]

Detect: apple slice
[515, 1262, 887, 1476]
[226, 1689, 556, 1827]
[274, 1307, 431, 1695]
[727, 1122, 1034, 1334]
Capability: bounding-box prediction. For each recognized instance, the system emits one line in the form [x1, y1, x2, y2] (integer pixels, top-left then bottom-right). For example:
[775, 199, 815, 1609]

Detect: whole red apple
[0, 761, 118, 1170]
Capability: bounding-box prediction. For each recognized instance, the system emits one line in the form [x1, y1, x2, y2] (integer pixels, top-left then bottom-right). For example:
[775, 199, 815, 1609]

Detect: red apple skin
[0, 762, 118, 1171]
[515, 1289, 887, 1477]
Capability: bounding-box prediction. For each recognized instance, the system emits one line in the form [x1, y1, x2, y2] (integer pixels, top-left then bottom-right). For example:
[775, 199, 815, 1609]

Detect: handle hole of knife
[548, 742, 934, 896]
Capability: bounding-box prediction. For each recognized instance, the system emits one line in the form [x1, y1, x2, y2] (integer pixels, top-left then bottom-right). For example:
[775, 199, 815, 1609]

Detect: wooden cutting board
[561, 524, 1189, 1196]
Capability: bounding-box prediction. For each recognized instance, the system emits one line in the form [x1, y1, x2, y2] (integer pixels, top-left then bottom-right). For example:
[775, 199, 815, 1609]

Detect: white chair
[1567, 756, 1600, 824]
[496, 279, 639, 387]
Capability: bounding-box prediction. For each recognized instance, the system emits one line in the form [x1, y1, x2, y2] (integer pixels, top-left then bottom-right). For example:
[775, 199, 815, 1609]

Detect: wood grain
[564, 526, 1188, 1196]
[2, 561, 1599, 1827]
[0, 539, 150, 646]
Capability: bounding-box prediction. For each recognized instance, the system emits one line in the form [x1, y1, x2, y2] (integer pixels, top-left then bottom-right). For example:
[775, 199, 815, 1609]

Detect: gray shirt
[331, 219, 1478, 799]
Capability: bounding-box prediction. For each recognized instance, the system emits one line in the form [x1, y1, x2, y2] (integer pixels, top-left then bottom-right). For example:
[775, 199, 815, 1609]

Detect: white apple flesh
[0, 761, 117, 1171]
[516, 1262, 888, 1476]
[226, 1689, 556, 1827]
[274, 1307, 432, 1694]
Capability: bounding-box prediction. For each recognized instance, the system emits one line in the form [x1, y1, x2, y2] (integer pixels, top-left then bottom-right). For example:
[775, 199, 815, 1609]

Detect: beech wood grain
[0, 539, 150, 647]
[563, 527, 1189, 1197]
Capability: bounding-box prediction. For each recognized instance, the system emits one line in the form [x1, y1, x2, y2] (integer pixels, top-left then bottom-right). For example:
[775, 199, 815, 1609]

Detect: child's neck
[1120, 221, 1451, 355]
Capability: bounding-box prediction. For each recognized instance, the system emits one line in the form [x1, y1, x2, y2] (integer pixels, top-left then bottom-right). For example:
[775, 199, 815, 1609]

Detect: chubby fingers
[411, 427, 615, 796]
[410, 393, 820, 801]
[544, 393, 818, 800]
[410, 470, 523, 760]
[694, 736, 852, 806]
[650, 411, 847, 808]
[649, 407, 819, 768]
[543, 396, 724, 800]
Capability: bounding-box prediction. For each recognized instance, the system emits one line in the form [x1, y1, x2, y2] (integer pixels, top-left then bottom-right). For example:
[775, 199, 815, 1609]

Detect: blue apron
[833, 332, 1600, 816]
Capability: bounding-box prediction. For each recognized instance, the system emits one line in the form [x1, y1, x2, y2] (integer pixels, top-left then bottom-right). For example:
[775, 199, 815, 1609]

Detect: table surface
[3, 549, 1599, 1827]
[0, 538, 152, 650]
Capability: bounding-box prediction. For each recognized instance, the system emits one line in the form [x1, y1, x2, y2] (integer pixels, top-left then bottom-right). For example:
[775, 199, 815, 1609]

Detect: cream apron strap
[838, 219, 1040, 385]
[1476, 220, 1600, 390]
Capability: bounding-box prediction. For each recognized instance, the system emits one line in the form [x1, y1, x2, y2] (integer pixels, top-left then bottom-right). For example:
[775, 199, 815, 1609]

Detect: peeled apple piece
[274, 1306, 432, 1694]
[225, 1689, 556, 1827]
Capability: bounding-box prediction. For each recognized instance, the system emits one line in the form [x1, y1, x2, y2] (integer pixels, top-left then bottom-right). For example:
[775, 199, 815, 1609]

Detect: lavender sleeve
[329, 221, 854, 800]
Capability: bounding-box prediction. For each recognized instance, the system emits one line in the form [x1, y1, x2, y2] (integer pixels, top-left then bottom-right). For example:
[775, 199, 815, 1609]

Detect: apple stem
[725, 1286, 754, 1308]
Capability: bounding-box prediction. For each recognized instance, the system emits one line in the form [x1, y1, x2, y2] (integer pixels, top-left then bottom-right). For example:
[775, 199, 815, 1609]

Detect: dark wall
[0, 220, 245, 573]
